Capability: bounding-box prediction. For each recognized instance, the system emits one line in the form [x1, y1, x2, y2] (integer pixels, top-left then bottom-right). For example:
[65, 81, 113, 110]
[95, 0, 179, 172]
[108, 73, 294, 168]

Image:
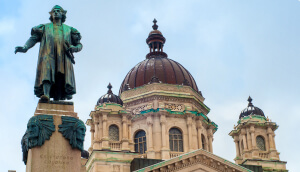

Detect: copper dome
[119, 57, 199, 94]
[239, 96, 265, 119]
[119, 19, 199, 95]
[97, 83, 123, 106]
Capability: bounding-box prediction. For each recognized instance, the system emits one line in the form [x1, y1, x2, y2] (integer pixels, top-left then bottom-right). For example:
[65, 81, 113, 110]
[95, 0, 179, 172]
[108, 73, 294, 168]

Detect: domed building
[84, 20, 286, 172]
[229, 97, 287, 171]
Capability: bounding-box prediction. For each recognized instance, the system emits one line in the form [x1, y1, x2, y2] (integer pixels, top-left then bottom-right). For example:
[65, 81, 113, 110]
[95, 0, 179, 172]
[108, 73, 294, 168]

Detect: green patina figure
[58, 116, 86, 151]
[21, 115, 55, 164]
[15, 5, 82, 102]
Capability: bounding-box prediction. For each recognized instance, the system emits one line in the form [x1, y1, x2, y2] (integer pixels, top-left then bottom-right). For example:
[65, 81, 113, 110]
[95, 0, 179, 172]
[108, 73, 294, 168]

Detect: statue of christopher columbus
[15, 5, 82, 102]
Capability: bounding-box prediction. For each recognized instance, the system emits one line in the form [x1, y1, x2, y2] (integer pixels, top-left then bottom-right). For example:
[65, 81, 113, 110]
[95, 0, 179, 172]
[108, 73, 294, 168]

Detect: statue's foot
[66, 95, 72, 100]
[39, 95, 50, 103]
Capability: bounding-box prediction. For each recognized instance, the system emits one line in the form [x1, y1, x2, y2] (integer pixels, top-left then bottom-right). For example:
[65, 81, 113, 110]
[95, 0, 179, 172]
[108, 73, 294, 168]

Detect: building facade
[82, 20, 287, 172]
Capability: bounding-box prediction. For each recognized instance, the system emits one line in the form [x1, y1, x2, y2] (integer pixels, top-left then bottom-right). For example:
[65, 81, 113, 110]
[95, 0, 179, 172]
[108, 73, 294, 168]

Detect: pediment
[134, 149, 252, 172]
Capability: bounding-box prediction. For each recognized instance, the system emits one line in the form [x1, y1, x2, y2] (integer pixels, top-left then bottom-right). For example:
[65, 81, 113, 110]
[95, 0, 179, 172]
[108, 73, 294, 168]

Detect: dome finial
[247, 96, 253, 106]
[152, 18, 158, 30]
[107, 83, 113, 94]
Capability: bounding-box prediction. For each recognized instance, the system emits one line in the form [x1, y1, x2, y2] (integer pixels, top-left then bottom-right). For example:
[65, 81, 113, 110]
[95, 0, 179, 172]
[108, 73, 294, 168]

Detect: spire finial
[152, 18, 158, 30]
[247, 96, 253, 106]
[107, 83, 113, 94]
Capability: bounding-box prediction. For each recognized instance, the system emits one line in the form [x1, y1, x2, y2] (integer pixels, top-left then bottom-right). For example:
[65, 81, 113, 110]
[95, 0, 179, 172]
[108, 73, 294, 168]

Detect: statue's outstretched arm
[15, 25, 43, 54]
[15, 35, 40, 54]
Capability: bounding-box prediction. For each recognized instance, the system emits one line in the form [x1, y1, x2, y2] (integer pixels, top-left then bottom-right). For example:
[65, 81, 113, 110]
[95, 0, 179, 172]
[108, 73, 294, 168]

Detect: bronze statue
[15, 5, 82, 102]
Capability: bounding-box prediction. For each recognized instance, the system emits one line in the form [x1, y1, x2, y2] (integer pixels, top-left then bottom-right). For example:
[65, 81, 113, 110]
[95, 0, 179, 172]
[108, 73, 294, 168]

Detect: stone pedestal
[26, 101, 81, 172]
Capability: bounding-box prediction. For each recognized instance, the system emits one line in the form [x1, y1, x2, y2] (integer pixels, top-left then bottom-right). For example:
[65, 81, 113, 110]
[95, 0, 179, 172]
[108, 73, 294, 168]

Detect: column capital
[160, 114, 166, 124]
[187, 116, 192, 126]
[147, 116, 153, 126]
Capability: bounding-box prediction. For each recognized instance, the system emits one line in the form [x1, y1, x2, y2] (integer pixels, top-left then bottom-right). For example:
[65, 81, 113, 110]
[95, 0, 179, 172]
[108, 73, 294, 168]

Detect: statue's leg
[40, 81, 51, 102]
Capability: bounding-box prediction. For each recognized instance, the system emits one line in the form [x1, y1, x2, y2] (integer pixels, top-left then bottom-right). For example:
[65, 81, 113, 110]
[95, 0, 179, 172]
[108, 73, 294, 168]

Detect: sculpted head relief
[59, 116, 86, 151]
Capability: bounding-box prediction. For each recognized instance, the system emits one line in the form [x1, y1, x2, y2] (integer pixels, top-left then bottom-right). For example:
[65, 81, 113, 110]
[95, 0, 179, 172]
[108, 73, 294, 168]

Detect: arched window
[134, 130, 147, 154]
[256, 136, 266, 151]
[169, 128, 183, 152]
[201, 134, 206, 150]
[109, 125, 119, 141]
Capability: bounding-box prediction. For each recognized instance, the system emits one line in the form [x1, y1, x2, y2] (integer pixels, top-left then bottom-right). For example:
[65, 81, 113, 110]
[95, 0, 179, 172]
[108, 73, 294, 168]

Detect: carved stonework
[58, 116, 86, 151]
[21, 115, 55, 164]
[125, 95, 208, 115]
[165, 103, 184, 112]
[132, 104, 148, 115]
[121, 83, 204, 103]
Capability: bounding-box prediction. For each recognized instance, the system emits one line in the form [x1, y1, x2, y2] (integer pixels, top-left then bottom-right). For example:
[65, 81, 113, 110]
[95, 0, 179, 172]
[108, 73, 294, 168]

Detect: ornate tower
[229, 97, 287, 171]
[119, 19, 217, 160]
[86, 83, 137, 172]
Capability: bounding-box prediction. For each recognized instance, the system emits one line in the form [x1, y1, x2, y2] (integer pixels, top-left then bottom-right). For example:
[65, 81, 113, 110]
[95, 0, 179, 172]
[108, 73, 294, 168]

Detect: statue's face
[27, 121, 39, 140]
[51, 8, 63, 20]
[76, 126, 86, 149]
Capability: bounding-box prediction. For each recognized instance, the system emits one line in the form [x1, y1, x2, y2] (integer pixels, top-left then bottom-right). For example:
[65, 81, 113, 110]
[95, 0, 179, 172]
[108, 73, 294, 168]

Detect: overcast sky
[0, 0, 299, 171]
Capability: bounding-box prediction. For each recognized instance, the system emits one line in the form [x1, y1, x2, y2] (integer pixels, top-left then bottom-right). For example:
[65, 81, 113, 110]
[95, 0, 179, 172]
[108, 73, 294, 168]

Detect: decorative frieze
[165, 103, 184, 112]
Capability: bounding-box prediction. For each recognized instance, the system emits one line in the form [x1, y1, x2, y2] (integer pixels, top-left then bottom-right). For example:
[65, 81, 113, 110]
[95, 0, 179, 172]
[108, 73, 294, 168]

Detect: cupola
[119, 19, 200, 95]
[239, 96, 265, 119]
[97, 83, 123, 106]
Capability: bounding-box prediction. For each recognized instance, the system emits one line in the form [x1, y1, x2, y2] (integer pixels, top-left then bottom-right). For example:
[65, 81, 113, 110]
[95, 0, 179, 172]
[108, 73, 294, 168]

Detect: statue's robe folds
[28, 23, 82, 100]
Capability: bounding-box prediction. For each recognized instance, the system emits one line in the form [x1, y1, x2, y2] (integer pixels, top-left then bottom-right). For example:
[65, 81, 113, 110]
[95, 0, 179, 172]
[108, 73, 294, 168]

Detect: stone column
[160, 114, 170, 159]
[234, 137, 240, 157]
[187, 116, 193, 152]
[207, 128, 213, 153]
[246, 128, 252, 150]
[205, 135, 209, 151]
[250, 125, 258, 158]
[93, 114, 101, 149]
[197, 120, 202, 149]
[89, 124, 95, 152]
[153, 114, 162, 152]
[267, 127, 274, 150]
[102, 113, 109, 150]
[250, 126, 256, 148]
[121, 115, 129, 151]
[241, 129, 248, 151]
[128, 120, 134, 152]
[147, 115, 155, 158]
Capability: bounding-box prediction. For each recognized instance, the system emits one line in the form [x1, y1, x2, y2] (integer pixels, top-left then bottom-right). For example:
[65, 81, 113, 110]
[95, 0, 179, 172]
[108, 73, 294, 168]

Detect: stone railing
[170, 152, 183, 158]
[259, 151, 269, 159]
[109, 141, 121, 151]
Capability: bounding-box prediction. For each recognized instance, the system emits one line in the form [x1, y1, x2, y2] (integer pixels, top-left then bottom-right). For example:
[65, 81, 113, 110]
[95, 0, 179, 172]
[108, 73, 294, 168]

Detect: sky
[0, 0, 299, 171]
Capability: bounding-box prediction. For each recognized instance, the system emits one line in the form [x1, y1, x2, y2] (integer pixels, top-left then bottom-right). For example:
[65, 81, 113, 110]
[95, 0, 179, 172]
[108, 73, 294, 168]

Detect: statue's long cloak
[31, 23, 79, 100]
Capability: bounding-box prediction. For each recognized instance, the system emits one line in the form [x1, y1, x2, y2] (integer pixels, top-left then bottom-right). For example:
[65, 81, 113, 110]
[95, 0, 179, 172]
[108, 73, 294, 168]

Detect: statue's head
[49, 5, 67, 23]
[25, 115, 55, 149]
[59, 116, 86, 151]
[22, 115, 55, 164]
[27, 118, 40, 147]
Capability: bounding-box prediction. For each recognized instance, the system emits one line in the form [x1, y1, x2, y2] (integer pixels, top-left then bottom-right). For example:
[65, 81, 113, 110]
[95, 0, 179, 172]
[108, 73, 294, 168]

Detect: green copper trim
[137, 108, 218, 131]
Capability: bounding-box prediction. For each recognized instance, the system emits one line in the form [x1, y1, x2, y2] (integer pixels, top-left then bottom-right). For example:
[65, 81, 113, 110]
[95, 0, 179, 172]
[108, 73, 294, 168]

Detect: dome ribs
[169, 59, 184, 85]
[134, 61, 143, 88]
[159, 57, 167, 83]
[177, 62, 199, 91]
[145, 58, 155, 84]
[166, 58, 178, 84]
[136, 60, 147, 88]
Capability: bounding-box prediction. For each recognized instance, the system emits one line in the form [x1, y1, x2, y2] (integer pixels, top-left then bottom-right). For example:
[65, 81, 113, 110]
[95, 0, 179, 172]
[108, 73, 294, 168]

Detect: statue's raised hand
[15, 46, 28, 54]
